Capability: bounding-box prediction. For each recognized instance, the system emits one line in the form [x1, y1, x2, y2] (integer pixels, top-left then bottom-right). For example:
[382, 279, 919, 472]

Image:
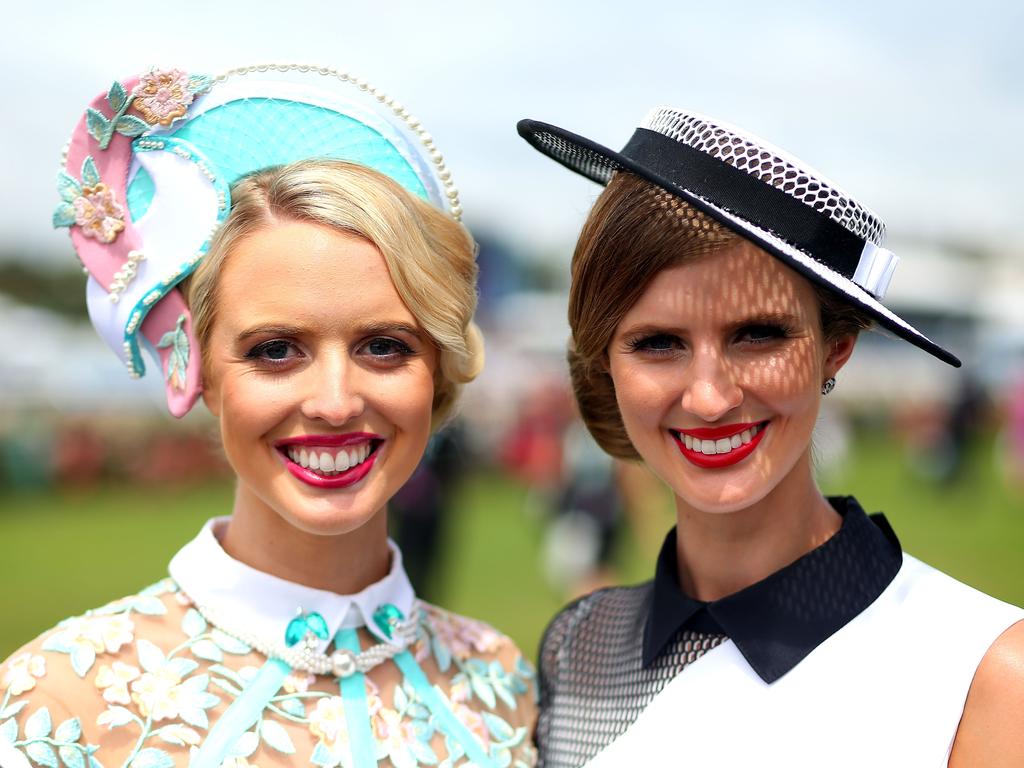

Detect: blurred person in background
[0, 65, 536, 768]
[518, 109, 1024, 765]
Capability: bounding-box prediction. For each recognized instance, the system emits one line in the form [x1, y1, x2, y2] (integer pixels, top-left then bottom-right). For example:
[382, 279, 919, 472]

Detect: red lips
[274, 433, 383, 489]
[672, 421, 768, 469]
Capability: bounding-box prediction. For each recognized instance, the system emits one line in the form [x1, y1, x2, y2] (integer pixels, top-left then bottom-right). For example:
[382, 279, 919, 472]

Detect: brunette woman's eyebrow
[727, 311, 802, 330]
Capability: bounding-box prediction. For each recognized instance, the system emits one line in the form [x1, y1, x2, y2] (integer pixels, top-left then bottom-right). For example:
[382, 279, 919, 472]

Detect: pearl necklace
[190, 600, 421, 678]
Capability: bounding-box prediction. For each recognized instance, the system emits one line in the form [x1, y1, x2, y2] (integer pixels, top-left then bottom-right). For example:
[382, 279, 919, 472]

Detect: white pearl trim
[212, 63, 463, 221]
[189, 599, 421, 677]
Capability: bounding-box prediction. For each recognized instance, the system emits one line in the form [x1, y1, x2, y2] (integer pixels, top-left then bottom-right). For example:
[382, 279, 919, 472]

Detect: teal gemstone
[306, 612, 330, 640]
[284, 617, 307, 647]
[373, 603, 404, 639]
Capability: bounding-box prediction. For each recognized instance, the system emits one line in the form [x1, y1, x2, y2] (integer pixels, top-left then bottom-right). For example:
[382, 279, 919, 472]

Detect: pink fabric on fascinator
[55, 70, 216, 416]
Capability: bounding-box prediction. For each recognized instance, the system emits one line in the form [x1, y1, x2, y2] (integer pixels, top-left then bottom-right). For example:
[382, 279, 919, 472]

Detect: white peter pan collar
[168, 517, 416, 651]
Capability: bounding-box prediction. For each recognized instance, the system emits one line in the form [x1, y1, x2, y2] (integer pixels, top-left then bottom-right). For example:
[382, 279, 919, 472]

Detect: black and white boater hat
[517, 109, 960, 367]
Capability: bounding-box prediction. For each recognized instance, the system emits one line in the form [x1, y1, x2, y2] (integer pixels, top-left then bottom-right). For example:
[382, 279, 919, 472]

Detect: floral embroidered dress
[0, 519, 537, 768]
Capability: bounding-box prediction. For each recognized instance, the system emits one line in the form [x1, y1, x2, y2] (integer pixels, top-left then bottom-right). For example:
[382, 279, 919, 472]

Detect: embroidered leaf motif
[279, 698, 305, 718]
[164, 658, 198, 679]
[260, 719, 295, 754]
[80, 157, 100, 188]
[410, 738, 439, 765]
[493, 680, 516, 710]
[107, 80, 128, 113]
[115, 115, 149, 138]
[54, 718, 81, 743]
[97, 706, 134, 729]
[0, 701, 27, 720]
[228, 730, 258, 758]
[59, 744, 86, 768]
[186, 74, 212, 94]
[52, 203, 77, 228]
[470, 676, 496, 709]
[25, 707, 52, 739]
[0, 716, 18, 743]
[210, 629, 251, 655]
[136, 639, 166, 673]
[70, 644, 96, 678]
[181, 608, 206, 638]
[310, 742, 333, 767]
[190, 639, 222, 662]
[156, 315, 189, 391]
[26, 742, 58, 768]
[85, 109, 110, 143]
[130, 596, 167, 616]
[393, 684, 409, 711]
[482, 712, 514, 742]
[128, 748, 174, 768]
[56, 172, 83, 202]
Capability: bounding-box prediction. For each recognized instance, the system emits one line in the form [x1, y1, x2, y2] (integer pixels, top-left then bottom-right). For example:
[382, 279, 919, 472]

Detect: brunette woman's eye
[361, 336, 415, 361]
[627, 333, 683, 354]
[736, 324, 789, 344]
[245, 339, 299, 364]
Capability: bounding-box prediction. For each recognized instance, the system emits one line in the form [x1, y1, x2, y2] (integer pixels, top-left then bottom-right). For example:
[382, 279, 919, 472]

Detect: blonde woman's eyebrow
[355, 321, 425, 339]
[235, 325, 306, 342]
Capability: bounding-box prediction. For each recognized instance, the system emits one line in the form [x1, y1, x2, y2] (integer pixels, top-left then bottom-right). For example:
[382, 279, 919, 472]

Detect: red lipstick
[274, 433, 383, 489]
[672, 421, 768, 469]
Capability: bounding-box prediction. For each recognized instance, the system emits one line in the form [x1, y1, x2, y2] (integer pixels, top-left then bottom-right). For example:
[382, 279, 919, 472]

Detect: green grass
[2, 432, 1021, 663]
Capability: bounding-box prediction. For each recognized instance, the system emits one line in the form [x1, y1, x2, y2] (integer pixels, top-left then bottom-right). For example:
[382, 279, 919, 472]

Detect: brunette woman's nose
[680, 347, 743, 422]
[300, 354, 365, 426]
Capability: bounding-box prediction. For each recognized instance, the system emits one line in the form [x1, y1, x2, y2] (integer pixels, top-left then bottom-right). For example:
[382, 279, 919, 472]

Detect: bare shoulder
[949, 619, 1024, 767]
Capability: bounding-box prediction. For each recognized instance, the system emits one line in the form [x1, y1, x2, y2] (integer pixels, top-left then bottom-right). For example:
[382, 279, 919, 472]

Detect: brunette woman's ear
[823, 333, 858, 380]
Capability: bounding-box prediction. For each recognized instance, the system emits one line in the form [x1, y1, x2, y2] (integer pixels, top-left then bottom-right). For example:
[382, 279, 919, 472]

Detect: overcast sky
[3, 0, 1022, 265]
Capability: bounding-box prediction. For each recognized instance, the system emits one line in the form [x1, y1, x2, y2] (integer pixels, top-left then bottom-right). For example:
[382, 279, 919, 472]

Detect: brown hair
[568, 172, 871, 459]
[185, 159, 483, 429]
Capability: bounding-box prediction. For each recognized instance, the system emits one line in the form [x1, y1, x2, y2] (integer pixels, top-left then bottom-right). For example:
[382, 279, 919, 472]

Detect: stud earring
[821, 377, 836, 395]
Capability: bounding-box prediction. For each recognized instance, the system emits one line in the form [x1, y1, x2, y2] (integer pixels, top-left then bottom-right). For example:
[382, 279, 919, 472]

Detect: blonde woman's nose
[299, 354, 366, 427]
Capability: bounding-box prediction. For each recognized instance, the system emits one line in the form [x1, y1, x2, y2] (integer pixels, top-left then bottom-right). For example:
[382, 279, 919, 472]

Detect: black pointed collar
[642, 496, 902, 683]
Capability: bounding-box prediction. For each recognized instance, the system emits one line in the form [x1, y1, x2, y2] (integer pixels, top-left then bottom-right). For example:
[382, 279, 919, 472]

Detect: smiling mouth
[670, 421, 769, 468]
[275, 435, 384, 488]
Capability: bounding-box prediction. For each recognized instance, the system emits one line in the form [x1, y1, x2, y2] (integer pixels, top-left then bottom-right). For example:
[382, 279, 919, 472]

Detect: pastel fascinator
[56, 64, 461, 416]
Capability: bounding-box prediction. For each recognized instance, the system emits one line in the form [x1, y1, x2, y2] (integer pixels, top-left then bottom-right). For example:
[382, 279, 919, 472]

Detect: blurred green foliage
[1, 432, 1021, 663]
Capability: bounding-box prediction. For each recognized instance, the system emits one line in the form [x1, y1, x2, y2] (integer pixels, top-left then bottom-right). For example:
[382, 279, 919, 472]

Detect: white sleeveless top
[586, 554, 1023, 767]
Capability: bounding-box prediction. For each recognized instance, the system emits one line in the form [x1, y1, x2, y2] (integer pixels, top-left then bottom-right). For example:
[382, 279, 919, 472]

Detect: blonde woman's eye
[363, 337, 414, 359]
[246, 339, 298, 362]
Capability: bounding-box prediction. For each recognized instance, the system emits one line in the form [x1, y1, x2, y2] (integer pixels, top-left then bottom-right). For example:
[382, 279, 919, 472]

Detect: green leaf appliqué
[107, 80, 128, 112]
[157, 315, 190, 391]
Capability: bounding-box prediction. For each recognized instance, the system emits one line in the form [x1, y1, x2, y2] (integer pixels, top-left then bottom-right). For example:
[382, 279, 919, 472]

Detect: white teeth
[287, 442, 376, 476]
[679, 424, 766, 456]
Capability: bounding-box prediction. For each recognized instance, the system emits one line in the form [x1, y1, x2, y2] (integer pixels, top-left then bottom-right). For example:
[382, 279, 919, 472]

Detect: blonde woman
[0, 66, 536, 768]
[517, 110, 1024, 766]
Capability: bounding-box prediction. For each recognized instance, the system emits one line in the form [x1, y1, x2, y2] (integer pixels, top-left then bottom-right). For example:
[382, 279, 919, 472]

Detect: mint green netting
[127, 98, 429, 220]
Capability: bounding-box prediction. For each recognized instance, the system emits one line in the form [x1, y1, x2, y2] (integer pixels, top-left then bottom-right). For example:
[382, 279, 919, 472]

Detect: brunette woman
[517, 109, 1024, 766]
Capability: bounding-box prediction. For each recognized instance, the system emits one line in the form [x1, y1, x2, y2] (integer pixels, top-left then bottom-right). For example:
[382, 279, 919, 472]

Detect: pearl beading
[190, 599, 421, 678]
[212, 63, 463, 220]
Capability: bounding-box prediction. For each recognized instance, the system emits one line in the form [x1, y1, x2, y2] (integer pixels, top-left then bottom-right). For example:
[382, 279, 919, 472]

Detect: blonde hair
[186, 159, 483, 428]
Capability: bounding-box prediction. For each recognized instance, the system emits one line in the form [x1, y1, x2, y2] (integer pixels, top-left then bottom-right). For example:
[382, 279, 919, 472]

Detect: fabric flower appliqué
[53, 155, 126, 244]
[73, 183, 126, 243]
[95, 661, 141, 705]
[132, 69, 195, 126]
[1, 653, 46, 696]
[308, 696, 351, 767]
